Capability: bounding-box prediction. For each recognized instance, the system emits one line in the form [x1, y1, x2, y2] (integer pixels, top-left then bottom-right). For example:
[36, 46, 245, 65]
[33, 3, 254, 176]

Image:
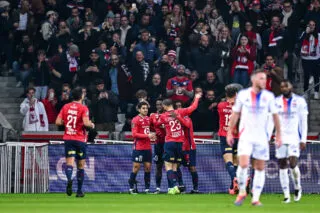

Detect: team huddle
[55, 69, 308, 206]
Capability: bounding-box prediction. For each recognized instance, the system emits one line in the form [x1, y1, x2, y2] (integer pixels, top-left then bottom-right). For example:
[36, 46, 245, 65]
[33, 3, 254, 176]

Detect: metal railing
[0, 142, 49, 193]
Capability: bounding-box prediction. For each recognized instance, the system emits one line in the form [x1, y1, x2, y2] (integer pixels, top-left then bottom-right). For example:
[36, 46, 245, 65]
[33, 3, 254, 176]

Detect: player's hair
[72, 87, 83, 101]
[162, 98, 173, 106]
[251, 69, 266, 77]
[280, 79, 293, 88]
[225, 84, 242, 98]
[137, 101, 149, 109]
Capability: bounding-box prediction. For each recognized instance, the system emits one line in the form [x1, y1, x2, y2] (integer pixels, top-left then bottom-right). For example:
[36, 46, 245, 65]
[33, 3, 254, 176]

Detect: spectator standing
[20, 87, 48, 131]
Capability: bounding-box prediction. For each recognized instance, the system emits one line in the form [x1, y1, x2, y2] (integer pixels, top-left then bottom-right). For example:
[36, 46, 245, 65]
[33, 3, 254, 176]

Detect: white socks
[290, 166, 301, 190]
[252, 170, 265, 202]
[279, 169, 290, 198]
[236, 166, 248, 194]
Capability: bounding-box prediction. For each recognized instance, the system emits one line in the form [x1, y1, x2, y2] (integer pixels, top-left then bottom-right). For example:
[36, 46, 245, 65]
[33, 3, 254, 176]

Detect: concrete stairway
[0, 76, 24, 132]
[308, 100, 320, 132]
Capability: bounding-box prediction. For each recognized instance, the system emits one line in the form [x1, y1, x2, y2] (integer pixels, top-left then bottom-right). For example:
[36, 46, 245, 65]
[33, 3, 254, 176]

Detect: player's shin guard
[129, 172, 137, 189]
[279, 169, 290, 198]
[226, 162, 236, 189]
[252, 170, 265, 203]
[290, 166, 301, 190]
[236, 166, 248, 194]
[65, 165, 73, 181]
[144, 172, 150, 189]
[167, 170, 176, 188]
[176, 168, 184, 186]
[77, 169, 84, 193]
[191, 171, 198, 190]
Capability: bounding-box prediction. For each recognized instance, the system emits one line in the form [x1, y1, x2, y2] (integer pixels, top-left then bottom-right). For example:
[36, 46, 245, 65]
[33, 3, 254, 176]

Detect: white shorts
[276, 143, 300, 159]
[237, 140, 270, 161]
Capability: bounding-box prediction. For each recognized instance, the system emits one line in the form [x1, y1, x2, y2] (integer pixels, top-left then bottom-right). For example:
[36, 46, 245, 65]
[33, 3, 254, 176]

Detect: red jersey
[166, 76, 193, 103]
[217, 101, 239, 138]
[58, 102, 89, 142]
[158, 97, 200, 143]
[131, 115, 151, 150]
[150, 112, 165, 144]
[181, 116, 196, 151]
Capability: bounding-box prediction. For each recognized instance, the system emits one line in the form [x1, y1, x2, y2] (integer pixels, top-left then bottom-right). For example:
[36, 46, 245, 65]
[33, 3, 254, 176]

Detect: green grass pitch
[0, 193, 319, 213]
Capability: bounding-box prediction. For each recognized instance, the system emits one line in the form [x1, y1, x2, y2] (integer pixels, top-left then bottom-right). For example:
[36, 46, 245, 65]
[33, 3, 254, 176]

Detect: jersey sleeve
[82, 106, 90, 119]
[232, 92, 243, 113]
[298, 97, 308, 143]
[179, 97, 200, 116]
[268, 93, 278, 114]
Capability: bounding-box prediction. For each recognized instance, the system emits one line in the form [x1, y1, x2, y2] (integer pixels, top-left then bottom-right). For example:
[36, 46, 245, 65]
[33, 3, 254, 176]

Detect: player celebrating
[227, 70, 282, 206]
[218, 84, 242, 195]
[55, 87, 95, 197]
[150, 98, 166, 194]
[275, 80, 308, 203]
[129, 102, 156, 194]
[174, 101, 199, 194]
[158, 93, 201, 194]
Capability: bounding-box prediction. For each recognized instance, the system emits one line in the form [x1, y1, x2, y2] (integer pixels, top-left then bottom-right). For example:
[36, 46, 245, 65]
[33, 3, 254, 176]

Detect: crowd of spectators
[0, 0, 319, 132]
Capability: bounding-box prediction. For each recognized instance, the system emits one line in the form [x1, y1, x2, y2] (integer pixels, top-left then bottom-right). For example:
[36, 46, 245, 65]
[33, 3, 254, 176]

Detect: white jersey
[233, 88, 278, 143]
[275, 94, 308, 144]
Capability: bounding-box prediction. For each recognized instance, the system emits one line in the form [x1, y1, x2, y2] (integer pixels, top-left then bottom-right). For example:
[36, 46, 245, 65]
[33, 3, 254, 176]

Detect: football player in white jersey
[227, 69, 282, 206]
[275, 80, 308, 203]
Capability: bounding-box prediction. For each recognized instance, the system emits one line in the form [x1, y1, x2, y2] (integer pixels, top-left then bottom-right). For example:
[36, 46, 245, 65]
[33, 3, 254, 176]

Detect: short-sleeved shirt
[275, 94, 308, 144]
[166, 76, 193, 103]
[131, 115, 151, 150]
[232, 88, 277, 143]
[58, 102, 89, 142]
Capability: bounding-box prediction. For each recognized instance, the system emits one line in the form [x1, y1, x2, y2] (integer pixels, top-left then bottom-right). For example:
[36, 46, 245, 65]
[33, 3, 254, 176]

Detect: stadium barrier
[0, 142, 49, 193]
[48, 139, 320, 194]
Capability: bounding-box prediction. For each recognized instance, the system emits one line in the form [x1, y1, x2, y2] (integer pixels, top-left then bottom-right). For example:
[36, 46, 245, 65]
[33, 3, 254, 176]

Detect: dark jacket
[130, 60, 153, 93]
[104, 63, 133, 101]
[78, 59, 105, 88]
[92, 90, 119, 124]
[188, 45, 218, 79]
[33, 61, 51, 86]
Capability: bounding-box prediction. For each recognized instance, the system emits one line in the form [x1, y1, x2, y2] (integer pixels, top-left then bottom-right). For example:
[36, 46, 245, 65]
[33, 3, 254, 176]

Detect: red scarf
[269, 27, 282, 47]
[263, 63, 276, 91]
[245, 31, 257, 43]
[301, 34, 319, 56]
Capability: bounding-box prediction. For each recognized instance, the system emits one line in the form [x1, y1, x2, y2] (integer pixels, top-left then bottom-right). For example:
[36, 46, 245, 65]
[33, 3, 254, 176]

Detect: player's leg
[251, 159, 265, 206]
[154, 143, 164, 192]
[250, 142, 269, 206]
[176, 164, 185, 191]
[289, 152, 302, 201]
[220, 136, 237, 194]
[188, 150, 199, 193]
[276, 144, 290, 203]
[129, 150, 141, 194]
[164, 142, 177, 193]
[75, 142, 87, 197]
[143, 150, 152, 193]
[143, 162, 151, 193]
[234, 140, 253, 206]
[64, 140, 76, 196]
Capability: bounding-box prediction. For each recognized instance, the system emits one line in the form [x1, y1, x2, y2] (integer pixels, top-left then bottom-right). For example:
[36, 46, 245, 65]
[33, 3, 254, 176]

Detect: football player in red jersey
[55, 87, 95, 198]
[174, 101, 199, 194]
[218, 84, 242, 195]
[149, 98, 166, 193]
[158, 93, 202, 194]
[129, 102, 156, 194]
